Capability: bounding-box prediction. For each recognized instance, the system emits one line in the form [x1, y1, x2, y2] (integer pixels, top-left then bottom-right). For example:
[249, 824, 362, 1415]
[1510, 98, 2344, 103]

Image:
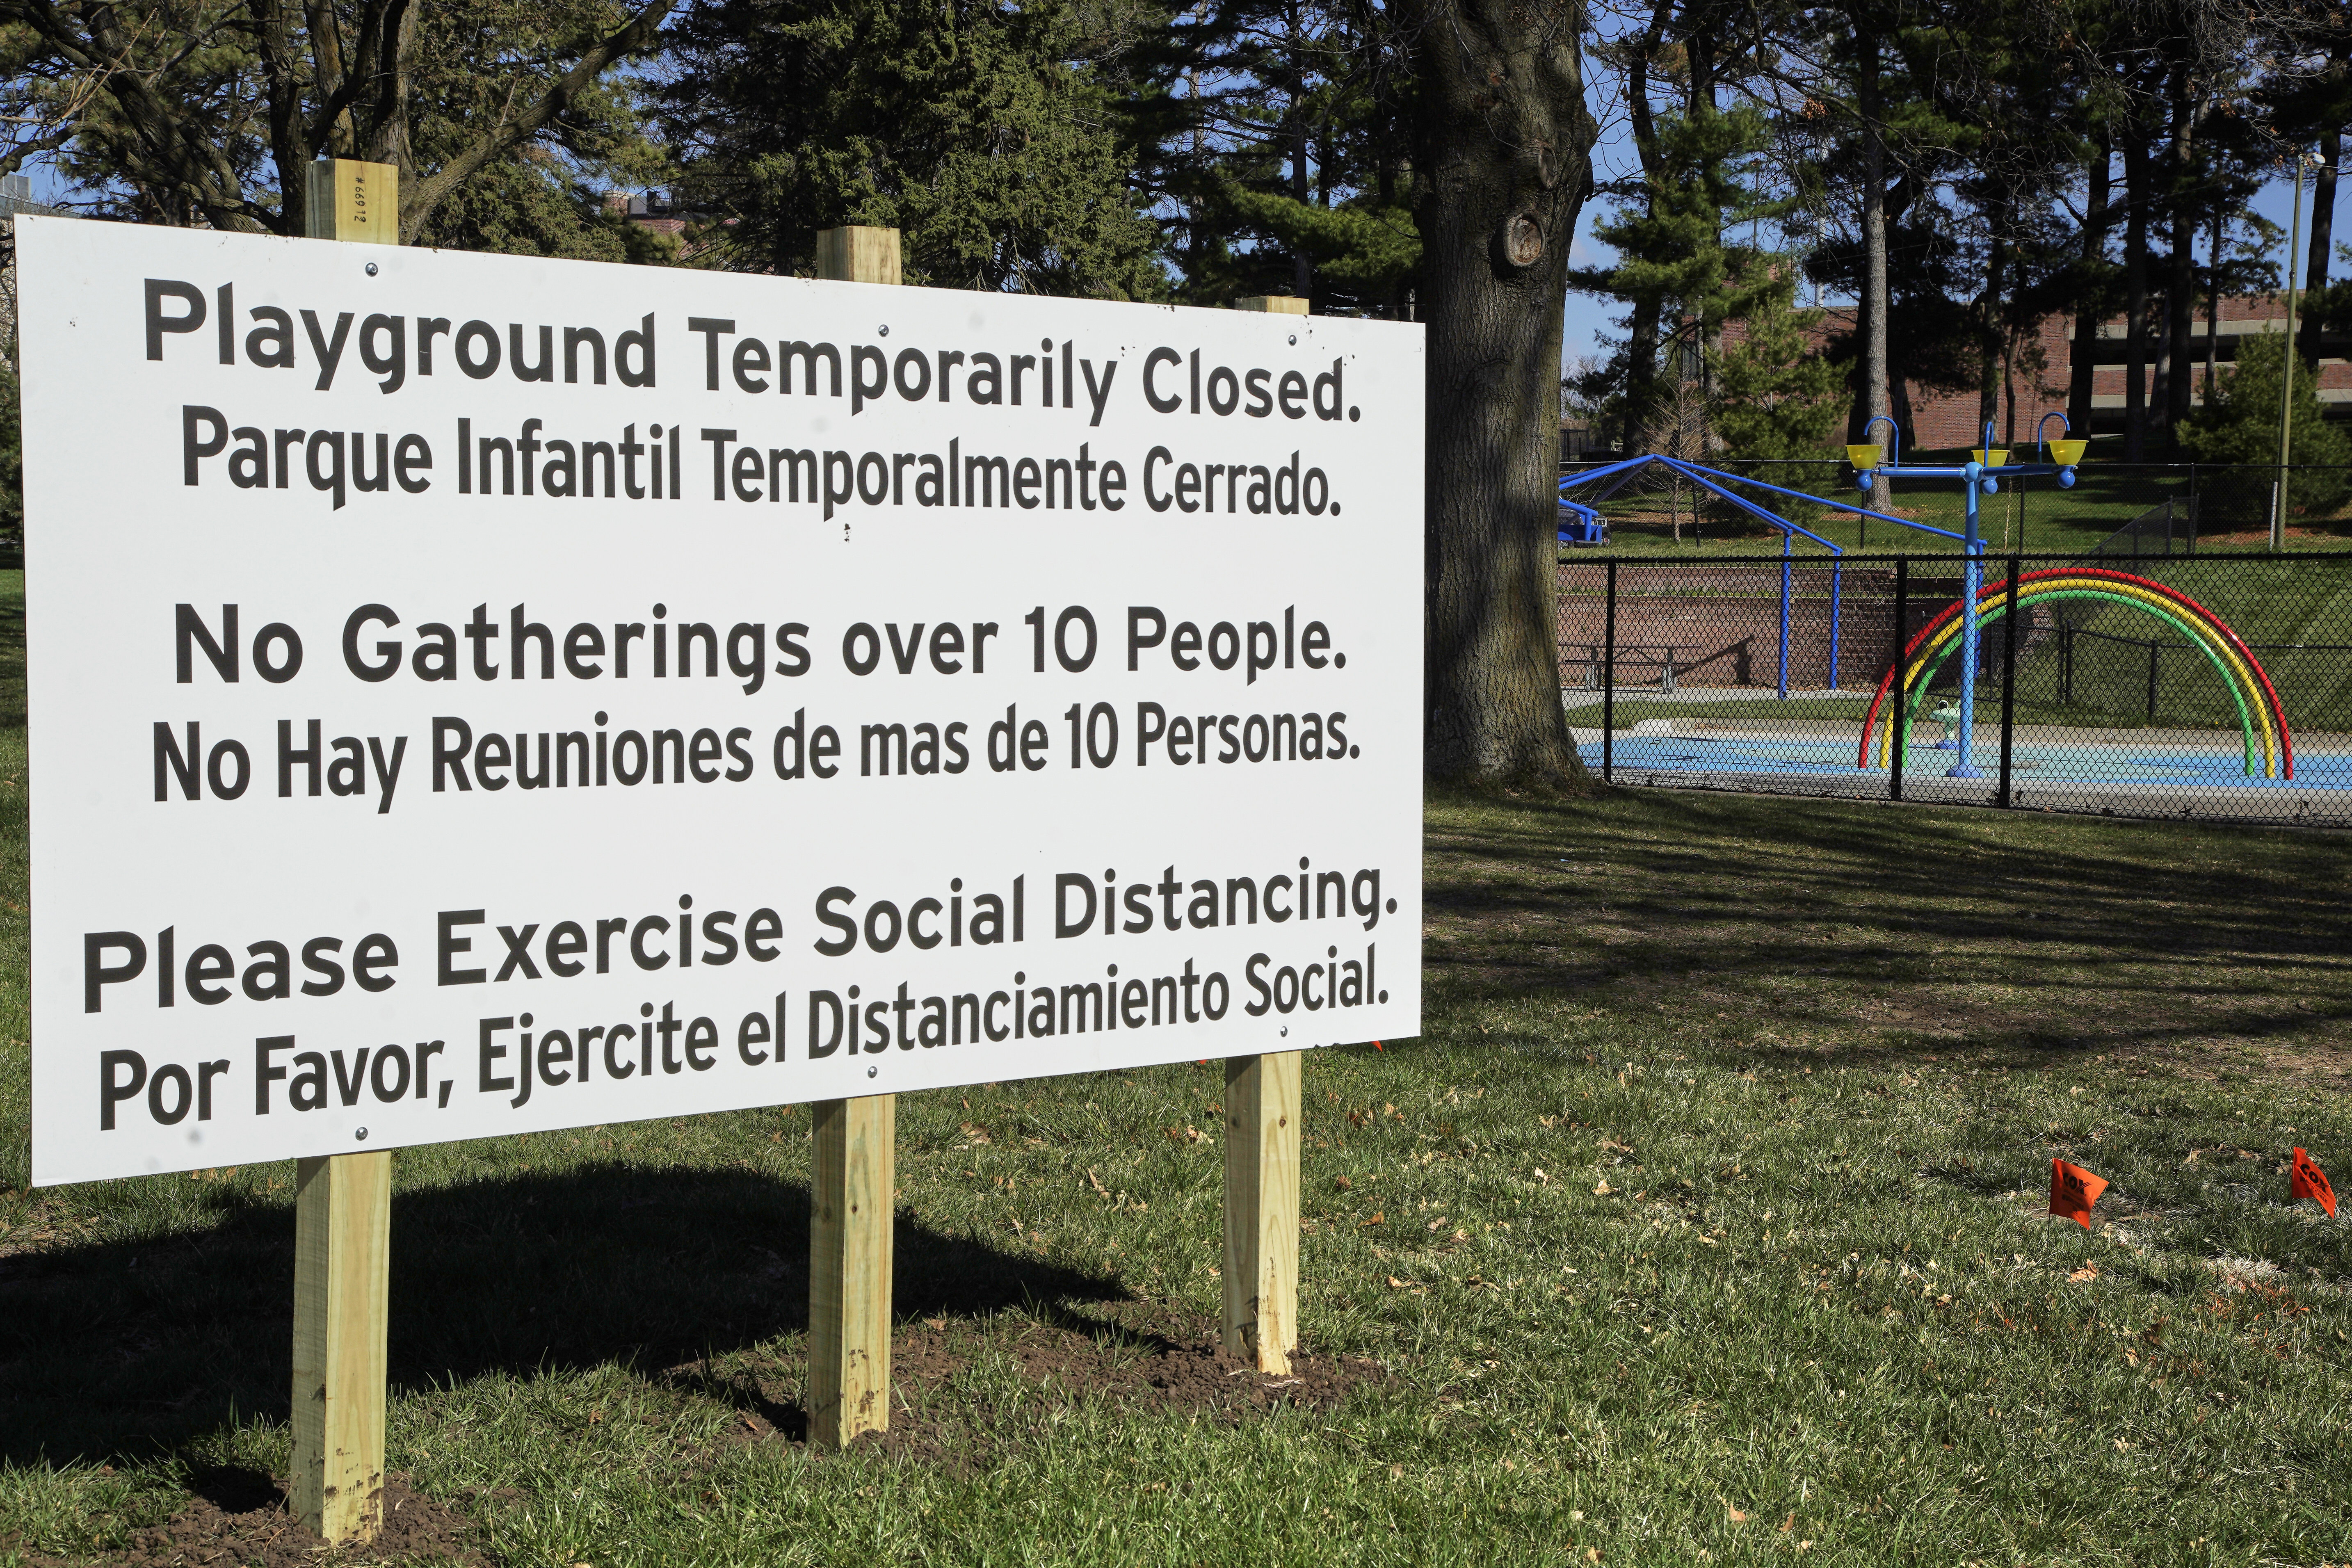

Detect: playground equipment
[1842, 414, 2085, 777]
[1858, 566, 2294, 779]
[1557, 493, 1608, 547]
[1559, 451, 1974, 699]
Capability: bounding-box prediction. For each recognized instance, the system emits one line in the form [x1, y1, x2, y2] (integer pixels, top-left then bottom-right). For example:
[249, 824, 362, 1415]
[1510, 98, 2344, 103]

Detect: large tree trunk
[2204, 198, 2221, 407]
[1978, 207, 2005, 439]
[2122, 126, 2149, 460]
[2068, 132, 2109, 437]
[1411, 0, 1598, 783]
[1858, 25, 1891, 507]
[2303, 121, 2341, 367]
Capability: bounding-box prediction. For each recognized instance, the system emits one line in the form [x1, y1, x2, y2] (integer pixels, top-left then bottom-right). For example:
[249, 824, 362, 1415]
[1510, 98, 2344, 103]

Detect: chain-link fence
[1558, 551, 2352, 824]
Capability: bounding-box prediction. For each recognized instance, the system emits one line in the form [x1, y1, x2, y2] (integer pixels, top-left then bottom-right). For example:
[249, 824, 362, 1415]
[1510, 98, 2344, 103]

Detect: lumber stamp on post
[1223, 1050, 1301, 1373]
[291, 1150, 391, 1542]
[805, 224, 904, 1452]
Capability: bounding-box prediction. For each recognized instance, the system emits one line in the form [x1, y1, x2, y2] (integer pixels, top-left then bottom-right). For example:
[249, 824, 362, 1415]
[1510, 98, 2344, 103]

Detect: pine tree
[658, 0, 1164, 296]
[1710, 267, 1844, 525]
[2178, 332, 2352, 514]
[1587, 103, 1781, 451]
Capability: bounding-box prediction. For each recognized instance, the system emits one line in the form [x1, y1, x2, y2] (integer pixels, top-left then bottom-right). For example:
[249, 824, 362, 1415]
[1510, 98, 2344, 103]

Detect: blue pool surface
[1580, 735, 2352, 790]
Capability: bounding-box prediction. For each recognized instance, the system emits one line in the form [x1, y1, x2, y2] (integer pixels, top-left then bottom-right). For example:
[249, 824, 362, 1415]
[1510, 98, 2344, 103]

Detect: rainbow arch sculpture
[1858, 566, 2293, 780]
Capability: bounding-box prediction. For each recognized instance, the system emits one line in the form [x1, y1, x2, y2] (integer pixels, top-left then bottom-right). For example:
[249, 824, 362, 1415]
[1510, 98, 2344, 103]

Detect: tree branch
[399, 0, 678, 240]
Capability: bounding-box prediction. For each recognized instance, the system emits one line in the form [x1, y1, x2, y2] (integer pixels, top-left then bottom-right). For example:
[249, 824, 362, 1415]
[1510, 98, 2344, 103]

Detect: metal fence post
[1829, 561, 1843, 691]
[1777, 534, 1792, 700]
[1890, 556, 1907, 803]
[1603, 560, 1617, 783]
[1998, 555, 2020, 807]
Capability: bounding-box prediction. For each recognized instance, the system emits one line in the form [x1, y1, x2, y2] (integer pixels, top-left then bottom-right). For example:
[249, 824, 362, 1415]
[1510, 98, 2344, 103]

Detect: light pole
[2275, 148, 2321, 552]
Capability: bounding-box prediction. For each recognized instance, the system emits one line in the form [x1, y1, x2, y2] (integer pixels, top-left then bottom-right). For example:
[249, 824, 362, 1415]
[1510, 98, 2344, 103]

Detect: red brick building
[1804, 294, 2347, 452]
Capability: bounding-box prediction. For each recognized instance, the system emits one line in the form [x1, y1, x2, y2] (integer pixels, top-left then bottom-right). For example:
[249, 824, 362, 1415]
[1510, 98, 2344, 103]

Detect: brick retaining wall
[1557, 565, 1987, 690]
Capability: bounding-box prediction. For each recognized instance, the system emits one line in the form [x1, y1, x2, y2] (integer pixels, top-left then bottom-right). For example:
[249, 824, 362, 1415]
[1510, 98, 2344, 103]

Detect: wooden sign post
[1221, 290, 1309, 1375]
[805, 226, 904, 1450]
[288, 157, 399, 1547]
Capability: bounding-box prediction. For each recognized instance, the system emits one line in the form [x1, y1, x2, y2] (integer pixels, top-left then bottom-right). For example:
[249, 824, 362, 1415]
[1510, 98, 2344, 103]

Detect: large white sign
[19, 218, 1423, 1186]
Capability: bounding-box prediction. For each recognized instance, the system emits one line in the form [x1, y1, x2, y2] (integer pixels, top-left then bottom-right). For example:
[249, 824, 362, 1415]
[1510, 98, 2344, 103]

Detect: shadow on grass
[1420, 785, 2352, 1065]
[0, 1164, 1124, 1466]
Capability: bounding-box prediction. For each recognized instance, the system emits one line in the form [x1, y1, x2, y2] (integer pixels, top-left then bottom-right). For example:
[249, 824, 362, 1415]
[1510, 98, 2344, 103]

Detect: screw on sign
[2049, 1159, 2108, 1228]
[2291, 1149, 2336, 1218]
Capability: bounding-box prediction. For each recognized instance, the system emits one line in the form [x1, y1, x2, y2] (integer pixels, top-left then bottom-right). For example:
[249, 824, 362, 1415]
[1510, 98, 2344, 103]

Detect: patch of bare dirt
[667, 1301, 1387, 1473]
[11, 1472, 481, 1568]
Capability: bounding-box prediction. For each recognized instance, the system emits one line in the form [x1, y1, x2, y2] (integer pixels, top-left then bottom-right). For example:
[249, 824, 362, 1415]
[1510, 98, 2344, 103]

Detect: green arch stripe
[1898, 589, 2266, 776]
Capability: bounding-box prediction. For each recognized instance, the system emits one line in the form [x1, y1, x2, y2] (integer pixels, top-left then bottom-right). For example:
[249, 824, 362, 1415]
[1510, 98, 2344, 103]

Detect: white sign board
[18, 219, 1423, 1186]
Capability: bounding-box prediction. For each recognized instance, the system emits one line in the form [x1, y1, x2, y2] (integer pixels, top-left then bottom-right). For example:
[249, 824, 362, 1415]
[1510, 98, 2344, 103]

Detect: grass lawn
[3, 561, 2351, 1563]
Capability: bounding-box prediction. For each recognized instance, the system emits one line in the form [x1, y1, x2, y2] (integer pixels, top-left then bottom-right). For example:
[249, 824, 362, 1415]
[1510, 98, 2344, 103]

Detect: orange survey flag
[2050, 1159, 2108, 1228]
[2291, 1149, 2337, 1218]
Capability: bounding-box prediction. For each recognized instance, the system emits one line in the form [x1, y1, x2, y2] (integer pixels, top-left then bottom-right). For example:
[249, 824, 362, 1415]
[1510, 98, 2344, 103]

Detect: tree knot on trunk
[1497, 212, 1544, 270]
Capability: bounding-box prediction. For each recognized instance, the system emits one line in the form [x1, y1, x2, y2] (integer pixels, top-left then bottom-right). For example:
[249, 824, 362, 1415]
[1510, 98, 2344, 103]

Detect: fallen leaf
[1594, 1180, 1612, 1196]
[2069, 1265, 2099, 1283]
[1335, 1175, 1353, 1190]
[1086, 1168, 1109, 1197]
[1360, 1211, 1385, 1227]
[960, 1122, 991, 1144]
[1728, 1507, 1747, 1523]
[1781, 1515, 1795, 1533]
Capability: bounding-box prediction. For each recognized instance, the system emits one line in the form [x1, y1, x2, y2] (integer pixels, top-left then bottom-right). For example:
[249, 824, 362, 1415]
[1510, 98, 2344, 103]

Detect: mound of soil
[13, 1472, 481, 1568]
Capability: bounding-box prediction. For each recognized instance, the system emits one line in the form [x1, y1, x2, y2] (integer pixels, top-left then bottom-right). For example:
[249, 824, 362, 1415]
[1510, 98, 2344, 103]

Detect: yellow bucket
[2046, 438, 2087, 466]
[1971, 448, 2011, 469]
[1845, 443, 1883, 470]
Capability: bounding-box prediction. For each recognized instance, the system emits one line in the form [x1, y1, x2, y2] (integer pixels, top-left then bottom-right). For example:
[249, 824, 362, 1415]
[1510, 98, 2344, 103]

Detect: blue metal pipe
[1864, 415, 1901, 468]
[1667, 459, 1964, 543]
[1556, 455, 1663, 493]
[1950, 465, 1986, 778]
[1653, 459, 1851, 552]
